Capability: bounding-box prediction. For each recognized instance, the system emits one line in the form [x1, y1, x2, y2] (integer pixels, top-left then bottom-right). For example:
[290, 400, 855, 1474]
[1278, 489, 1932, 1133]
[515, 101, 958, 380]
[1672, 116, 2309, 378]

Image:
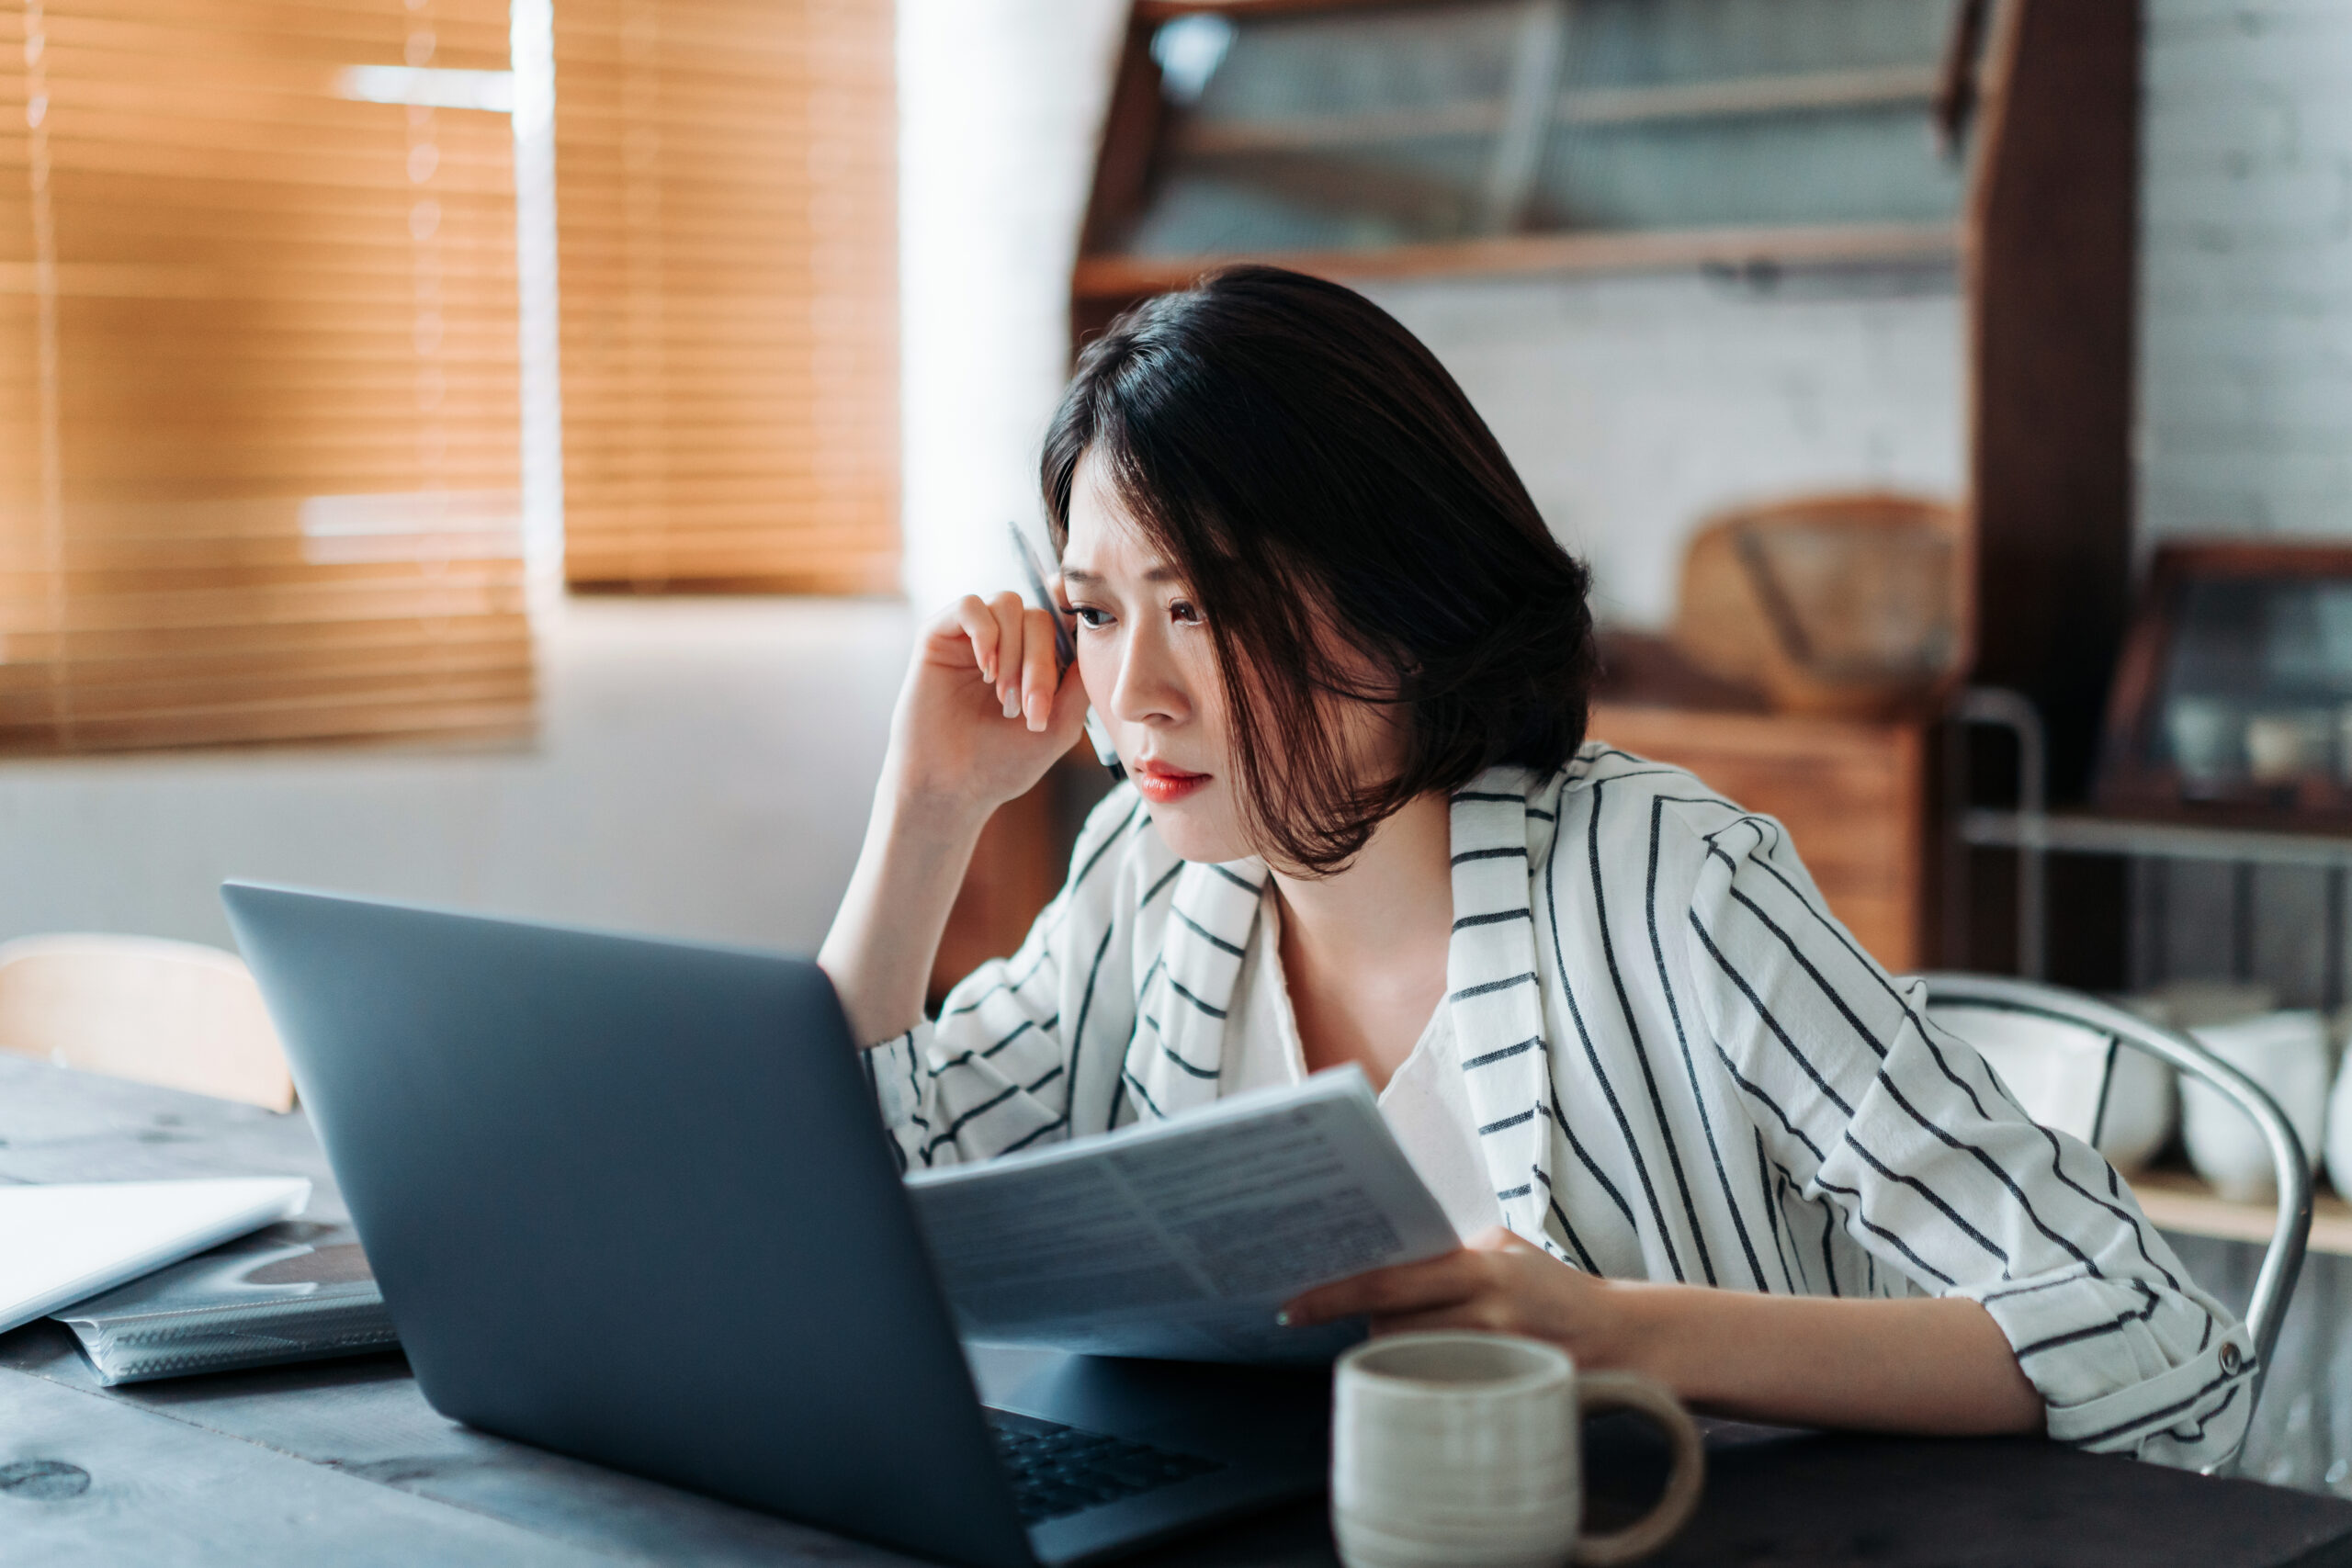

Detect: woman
[820, 266, 2249, 1468]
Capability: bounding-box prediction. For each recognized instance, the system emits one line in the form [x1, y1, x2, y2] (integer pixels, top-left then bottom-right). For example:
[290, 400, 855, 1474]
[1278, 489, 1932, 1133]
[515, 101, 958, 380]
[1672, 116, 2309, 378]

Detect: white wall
[0, 600, 910, 953]
[2138, 0, 2352, 545]
[1362, 270, 1964, 628]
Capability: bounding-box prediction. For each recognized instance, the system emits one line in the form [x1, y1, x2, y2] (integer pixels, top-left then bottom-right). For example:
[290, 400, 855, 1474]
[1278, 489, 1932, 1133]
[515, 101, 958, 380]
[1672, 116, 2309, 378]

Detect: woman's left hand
[1277, 1226, 1625, 1362]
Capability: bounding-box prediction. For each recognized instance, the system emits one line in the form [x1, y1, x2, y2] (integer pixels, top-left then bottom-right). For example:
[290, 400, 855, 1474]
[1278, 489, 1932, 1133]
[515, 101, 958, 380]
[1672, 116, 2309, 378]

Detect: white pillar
[896, 0, 1128, 615]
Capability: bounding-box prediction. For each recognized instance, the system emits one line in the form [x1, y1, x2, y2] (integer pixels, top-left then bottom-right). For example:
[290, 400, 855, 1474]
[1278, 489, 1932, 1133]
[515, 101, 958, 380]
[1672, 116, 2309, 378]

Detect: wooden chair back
[0, 933, 295, 1111]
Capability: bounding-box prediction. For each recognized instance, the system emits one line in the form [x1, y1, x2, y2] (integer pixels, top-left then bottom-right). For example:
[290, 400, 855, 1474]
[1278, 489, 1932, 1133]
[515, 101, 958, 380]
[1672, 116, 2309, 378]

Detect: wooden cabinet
[1076, 0, 1991, 329]
[1589, 702, 1932, 971]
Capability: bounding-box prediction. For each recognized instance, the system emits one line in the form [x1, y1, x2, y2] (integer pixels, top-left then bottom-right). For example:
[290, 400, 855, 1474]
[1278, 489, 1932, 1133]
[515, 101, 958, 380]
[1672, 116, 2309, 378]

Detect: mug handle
[1571, 1371, 1706, 1566]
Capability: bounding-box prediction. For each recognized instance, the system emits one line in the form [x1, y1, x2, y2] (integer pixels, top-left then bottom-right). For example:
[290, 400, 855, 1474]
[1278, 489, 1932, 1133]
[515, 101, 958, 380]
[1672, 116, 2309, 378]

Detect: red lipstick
[1131, 758, 1210, 806]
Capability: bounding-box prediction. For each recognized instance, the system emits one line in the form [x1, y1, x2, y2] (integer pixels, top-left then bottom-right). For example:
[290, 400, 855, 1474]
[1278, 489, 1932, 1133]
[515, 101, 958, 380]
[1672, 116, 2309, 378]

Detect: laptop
[220, 882, 1328, 1568]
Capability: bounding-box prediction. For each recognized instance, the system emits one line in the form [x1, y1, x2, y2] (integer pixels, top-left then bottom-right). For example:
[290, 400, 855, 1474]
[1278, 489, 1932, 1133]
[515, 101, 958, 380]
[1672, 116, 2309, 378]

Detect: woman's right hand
[885, 592, 1092, 822]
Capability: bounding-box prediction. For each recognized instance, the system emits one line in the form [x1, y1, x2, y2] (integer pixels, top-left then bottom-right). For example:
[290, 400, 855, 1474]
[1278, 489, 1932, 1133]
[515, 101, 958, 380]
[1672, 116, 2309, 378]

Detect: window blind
[551, 0, 898, 593]
[0, 0, 532, 753]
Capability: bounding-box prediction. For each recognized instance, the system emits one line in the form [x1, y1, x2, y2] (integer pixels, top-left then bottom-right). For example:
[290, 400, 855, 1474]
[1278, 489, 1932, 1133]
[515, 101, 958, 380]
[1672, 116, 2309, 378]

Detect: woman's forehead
[1063, 462, 1177, 582]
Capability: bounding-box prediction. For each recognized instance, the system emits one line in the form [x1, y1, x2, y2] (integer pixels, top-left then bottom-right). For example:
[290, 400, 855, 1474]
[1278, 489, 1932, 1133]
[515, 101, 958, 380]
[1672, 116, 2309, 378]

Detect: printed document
[905, 1066, 1456, 1363]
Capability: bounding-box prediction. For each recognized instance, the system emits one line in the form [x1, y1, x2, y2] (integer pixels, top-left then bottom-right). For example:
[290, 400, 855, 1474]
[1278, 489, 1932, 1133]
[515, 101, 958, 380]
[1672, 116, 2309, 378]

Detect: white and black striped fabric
[865, 745, 2253, 1467]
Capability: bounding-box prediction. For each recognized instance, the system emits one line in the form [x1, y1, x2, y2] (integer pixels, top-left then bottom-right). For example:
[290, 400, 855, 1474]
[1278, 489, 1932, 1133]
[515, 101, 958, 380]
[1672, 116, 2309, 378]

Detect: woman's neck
[1268, 790, 1455, 1089]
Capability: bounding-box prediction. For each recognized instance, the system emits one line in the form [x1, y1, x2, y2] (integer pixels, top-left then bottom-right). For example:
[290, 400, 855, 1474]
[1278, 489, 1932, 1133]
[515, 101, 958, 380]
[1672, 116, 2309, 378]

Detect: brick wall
[2125, 0, 2352, 1005]
[2139, 0, 2352, 546]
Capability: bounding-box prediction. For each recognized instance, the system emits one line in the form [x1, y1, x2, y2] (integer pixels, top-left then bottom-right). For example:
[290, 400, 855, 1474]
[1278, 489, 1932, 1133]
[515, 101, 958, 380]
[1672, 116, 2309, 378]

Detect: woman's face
[1061, 452, 1250, 863]
[1059, 450, 1402, 869]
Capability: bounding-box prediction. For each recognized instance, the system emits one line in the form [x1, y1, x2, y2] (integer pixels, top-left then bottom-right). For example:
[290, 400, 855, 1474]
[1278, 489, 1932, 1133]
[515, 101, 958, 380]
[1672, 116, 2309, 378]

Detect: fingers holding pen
[1019, 607, 1060, 731]
[986, 592, 1028, 717]
[942, 592, 1074, 735]
[950, 594, 1002, 685]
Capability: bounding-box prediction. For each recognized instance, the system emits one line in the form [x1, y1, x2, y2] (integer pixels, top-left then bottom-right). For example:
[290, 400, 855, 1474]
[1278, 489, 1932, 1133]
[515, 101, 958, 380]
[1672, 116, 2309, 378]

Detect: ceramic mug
[1330, 1332, 1703, 1568]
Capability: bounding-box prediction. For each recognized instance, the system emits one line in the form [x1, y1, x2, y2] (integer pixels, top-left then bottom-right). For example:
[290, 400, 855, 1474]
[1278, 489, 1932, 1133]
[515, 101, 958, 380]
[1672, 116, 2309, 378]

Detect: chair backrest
[1915, 972, 2310, 1445]
[0, 933, 295, 1111]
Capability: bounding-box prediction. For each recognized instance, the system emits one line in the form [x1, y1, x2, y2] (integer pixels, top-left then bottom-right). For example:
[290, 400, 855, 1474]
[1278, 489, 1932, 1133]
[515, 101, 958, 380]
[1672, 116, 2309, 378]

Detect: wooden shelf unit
[2132, 1167, 2352, 1258]
[1073, 220, 1962, 299]
[1075, 0, 2002, 311]
[1168, 64, 1946, 156]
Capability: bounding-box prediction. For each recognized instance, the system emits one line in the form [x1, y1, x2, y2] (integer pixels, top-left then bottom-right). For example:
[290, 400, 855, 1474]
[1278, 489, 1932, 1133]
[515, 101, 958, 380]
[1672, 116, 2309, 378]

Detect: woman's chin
[1142, 798, 1252, 867]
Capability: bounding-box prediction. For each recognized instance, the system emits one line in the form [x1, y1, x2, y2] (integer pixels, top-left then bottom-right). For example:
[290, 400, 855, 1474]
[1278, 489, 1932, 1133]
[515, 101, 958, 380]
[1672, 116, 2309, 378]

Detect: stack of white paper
[0, 1177, 311, 1337]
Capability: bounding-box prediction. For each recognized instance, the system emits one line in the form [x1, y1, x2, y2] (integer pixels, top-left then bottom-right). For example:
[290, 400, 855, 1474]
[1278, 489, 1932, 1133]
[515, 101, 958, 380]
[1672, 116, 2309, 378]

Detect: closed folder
[54, 1219, 396, 1385]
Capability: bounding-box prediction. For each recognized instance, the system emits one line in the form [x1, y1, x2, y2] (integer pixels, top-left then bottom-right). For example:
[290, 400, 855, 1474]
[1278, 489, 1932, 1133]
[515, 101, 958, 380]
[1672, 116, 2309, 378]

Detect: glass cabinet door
[1117, 0, 1982, 262]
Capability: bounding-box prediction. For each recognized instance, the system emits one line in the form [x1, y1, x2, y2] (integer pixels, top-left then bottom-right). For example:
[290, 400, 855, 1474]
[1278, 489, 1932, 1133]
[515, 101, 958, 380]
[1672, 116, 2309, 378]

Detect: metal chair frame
[1917, 971, 2312, 1468]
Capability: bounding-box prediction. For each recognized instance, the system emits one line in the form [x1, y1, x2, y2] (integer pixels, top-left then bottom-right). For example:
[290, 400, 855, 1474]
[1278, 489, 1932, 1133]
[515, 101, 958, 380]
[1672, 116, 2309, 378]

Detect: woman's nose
[1109, 632, 1189, 728]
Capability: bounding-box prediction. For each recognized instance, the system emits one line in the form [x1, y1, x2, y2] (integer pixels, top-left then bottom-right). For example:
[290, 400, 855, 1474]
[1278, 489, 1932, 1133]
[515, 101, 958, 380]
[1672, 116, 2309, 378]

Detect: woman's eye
[1070, 605, 1111, 630]
[1170, 601, 1202, 626]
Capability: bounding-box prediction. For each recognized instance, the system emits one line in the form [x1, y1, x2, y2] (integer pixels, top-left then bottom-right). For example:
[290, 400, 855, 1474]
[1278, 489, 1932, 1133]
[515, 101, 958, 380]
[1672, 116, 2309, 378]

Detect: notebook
[55, 1219, 395, 1385]
[0, 1177, 312, 1337]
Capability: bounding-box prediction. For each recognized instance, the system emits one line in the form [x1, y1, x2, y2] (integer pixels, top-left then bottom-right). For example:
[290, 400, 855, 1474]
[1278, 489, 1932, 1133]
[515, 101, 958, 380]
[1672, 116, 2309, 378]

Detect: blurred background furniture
[2098, 543, 2352, 831]
[1591, 698, 1936, 967]
[1671, 492, 1964, 721]
[0, 934, 295, 1112]
[1919, 970, 2312, 1447]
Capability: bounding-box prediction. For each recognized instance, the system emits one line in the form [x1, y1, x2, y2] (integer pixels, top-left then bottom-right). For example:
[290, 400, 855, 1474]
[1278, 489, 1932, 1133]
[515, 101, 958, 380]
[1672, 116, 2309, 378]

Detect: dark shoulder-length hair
[1041, 265, 1597, 874]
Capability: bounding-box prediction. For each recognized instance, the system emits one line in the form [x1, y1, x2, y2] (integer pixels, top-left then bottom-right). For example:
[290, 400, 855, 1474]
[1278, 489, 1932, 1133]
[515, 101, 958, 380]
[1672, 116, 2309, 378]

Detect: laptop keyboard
[985, 1410, 1225, 1524]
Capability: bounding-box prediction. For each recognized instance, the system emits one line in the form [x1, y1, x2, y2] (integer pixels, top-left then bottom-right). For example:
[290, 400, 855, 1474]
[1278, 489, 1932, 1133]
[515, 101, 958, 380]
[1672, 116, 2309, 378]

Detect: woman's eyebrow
[1058, 566, 1182, 586]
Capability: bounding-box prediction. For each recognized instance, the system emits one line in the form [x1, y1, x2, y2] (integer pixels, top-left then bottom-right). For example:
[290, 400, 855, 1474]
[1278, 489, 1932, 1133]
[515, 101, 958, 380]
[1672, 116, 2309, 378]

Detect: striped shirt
[866, 744, 2253, 1468]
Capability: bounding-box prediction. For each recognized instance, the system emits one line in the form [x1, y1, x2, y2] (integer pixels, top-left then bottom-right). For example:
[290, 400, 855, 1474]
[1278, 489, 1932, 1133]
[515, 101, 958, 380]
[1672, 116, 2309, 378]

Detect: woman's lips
[1132, 761, 1210, 805]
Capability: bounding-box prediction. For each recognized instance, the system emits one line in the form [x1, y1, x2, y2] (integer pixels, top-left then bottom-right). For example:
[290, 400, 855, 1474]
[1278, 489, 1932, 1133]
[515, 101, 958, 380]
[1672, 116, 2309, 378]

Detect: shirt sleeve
[1679, 807, 2254, 1470]
[865, 786, 1143, 1170]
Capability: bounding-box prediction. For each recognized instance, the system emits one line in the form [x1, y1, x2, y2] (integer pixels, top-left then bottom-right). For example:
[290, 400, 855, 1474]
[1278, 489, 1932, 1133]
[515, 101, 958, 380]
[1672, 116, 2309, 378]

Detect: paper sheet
[0, 1177, 312, 1336]
[905, 1067, 1458, 1364]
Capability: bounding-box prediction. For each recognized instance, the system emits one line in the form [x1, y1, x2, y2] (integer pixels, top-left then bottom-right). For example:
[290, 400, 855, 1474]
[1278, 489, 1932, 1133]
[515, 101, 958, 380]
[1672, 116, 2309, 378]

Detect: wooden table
[6, 1054, 2352, 1568]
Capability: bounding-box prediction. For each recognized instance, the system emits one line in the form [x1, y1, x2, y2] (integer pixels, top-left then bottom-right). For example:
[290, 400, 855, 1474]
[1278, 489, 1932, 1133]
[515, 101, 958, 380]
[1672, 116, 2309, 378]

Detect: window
[552, 0, 897, 593]
[2, 0, 532, 751]
[1, 0, 899, 755]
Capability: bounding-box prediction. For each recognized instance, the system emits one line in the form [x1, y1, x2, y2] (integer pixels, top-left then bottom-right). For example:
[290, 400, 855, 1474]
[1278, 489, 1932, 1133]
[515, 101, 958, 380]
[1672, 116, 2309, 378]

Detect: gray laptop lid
[222, 881, 1035, 1568]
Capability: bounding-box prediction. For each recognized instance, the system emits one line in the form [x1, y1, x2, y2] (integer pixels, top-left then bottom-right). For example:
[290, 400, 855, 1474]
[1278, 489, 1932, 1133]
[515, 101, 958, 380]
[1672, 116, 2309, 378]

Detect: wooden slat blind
[552, 0, 898, 593]
[0, 0, 531, 753]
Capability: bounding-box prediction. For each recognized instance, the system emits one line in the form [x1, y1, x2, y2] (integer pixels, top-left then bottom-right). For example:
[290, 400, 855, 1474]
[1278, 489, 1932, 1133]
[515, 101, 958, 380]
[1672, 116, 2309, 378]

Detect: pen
[1006, 521, 1126, 784]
